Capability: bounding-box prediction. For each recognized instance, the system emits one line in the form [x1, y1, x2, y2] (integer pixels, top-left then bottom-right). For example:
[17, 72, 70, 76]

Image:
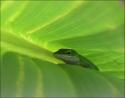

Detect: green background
[1, 0, 124, 97]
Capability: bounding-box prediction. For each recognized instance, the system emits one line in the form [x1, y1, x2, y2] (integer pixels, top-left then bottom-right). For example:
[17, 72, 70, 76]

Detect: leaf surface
[1, 0, 124, 97]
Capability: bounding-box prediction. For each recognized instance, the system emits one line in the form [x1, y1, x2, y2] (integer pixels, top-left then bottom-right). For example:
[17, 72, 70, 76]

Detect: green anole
[54, 49, 99, 71]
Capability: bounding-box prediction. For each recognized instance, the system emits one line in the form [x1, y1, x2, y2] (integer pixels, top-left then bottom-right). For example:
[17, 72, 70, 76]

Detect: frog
[54, 49, 99, 71]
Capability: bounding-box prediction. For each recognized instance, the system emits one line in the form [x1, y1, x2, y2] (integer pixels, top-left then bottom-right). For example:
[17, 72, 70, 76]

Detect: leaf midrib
[1, 29, 62, 64]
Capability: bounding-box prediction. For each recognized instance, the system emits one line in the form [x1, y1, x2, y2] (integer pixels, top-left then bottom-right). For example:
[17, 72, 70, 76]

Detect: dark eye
[66, 51, 71, 55]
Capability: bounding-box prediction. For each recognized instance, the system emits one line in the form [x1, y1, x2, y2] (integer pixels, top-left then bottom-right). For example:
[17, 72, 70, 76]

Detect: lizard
[54, 49, 99, 71]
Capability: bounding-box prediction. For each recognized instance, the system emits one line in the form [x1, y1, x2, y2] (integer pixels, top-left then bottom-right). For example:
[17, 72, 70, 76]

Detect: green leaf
[1, 0, 124, 97]
[54, 26, 124, 79]
[1, 52, 124, 97]
[1, 29, 62, 64]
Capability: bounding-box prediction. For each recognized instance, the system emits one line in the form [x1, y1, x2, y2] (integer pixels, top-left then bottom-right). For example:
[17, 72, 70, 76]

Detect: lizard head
[54, 49, 80, 65]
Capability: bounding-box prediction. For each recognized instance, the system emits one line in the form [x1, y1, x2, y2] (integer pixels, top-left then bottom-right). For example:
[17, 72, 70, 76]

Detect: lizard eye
[66, 51, 72, 55]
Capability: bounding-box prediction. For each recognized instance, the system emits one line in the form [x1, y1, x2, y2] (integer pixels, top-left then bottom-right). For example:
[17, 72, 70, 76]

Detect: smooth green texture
[1, 52, 124, 97]
[55, 26, 124, 79]
[1, 29, 62, 63]
[1, 0, 124, 97]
